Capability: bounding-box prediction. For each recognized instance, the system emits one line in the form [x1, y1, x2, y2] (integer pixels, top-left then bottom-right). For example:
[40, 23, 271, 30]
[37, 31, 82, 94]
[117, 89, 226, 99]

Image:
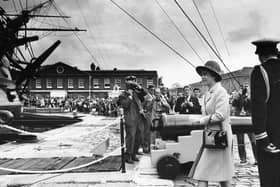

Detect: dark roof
[41, 62, 158, 77]
[86, 70, 158, 77]
[221, 67, 253, 80]
[41, 62, 81, 71]
[40, 62, 88, 75]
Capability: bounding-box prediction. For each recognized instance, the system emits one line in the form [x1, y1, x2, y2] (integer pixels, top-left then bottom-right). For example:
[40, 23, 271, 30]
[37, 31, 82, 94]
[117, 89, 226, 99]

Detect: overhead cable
[209, 0, 230, 56]
[18, 0, 24, 10]
[75, 0, 107, 65]
[51, 1, 102, 68]
[174, 0, 241, 87]
[110, 0, 196, 68]
[12, 0, 18, 12]
[154, 0, 204, 64]
[192, 0, 221, 57]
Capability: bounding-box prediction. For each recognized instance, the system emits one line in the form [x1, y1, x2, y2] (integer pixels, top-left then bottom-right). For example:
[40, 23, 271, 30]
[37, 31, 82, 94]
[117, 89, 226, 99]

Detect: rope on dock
[0, 145, 125, 174]
[0, 124, 39, 136]
[0, 116, 120, 138]
[90, 117, 120, 133]
[0, 117, 123, 174]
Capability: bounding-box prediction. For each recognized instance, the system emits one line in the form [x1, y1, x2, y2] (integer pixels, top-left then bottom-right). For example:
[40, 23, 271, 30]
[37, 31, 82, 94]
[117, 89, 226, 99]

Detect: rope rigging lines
[192, 0, 222, 58]
[75, 0, 107, 66]
[154, 0, 204, 64]
[174, 0, 241, 87]
[208, 0, 231, 57]
[109, 0, 196, 69]
[51, 1, 102, 69]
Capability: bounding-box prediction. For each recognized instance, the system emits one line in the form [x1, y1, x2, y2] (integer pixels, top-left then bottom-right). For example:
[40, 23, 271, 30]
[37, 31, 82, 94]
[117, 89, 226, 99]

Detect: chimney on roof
[90, 63, 96, 71]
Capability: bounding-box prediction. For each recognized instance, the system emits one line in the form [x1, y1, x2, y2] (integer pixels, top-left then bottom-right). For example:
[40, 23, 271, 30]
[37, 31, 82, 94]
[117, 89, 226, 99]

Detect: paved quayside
[0, 114, 260, 186]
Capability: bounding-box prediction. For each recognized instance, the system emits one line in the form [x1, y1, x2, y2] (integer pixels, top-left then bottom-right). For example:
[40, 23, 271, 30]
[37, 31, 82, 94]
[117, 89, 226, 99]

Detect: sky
[1, 0, 280, 87]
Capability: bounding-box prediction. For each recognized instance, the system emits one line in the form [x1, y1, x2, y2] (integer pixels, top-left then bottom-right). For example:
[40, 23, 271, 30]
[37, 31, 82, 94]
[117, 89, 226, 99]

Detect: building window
[68, 78, 74, 88]
[137, 78, 143, 86]
[35, 79, 41, 88]
[93, 78, 100, 88]
[46, 78, 52, 88]
[147, 79, 154, 88]
[104, 78, 110, 89]
[78, 78, 85, 88]
[115, 78, 121, 86]
[57, 78, 63, 88]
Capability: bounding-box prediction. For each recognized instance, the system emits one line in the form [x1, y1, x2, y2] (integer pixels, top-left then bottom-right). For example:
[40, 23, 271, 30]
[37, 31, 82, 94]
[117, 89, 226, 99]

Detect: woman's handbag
[203, 115, 228, 149]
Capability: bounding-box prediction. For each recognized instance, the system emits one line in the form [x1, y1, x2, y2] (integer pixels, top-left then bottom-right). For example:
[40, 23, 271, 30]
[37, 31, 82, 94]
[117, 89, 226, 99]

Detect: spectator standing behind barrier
[193, 88, 203, 107]
[151, 88, 170, 144]
[117, 76, 145, 164]
[231, 88, 257, 165]
[189, 61, 234, 187]
[142, 85, 155, 153]
[251, 39, 280, 187]
[169, 95, 177, 112]
[174, 85, 201, 114]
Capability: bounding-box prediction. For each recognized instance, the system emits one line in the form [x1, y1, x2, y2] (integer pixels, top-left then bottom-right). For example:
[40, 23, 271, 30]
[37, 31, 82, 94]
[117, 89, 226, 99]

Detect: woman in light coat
[188, 60, 234, 187]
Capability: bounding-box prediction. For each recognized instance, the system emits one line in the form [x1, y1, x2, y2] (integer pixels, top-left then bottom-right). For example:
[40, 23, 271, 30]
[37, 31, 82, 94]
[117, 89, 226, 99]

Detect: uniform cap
[252, 39, 279, 55]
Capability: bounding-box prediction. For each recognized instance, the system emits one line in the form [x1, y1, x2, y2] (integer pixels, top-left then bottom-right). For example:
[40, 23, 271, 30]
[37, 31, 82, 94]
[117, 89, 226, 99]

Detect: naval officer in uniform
[251, 39, 280, 187]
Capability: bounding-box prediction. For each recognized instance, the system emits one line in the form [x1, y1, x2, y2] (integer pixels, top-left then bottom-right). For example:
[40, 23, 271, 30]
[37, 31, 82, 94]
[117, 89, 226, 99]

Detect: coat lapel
[205, 92, 211, 103]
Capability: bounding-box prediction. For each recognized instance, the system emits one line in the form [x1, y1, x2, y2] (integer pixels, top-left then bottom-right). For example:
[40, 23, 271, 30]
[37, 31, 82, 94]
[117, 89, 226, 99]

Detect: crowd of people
[25, 96, 118, 116]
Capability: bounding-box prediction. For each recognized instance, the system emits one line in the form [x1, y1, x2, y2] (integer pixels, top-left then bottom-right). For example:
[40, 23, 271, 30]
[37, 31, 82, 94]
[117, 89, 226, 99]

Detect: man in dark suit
[251, 39, 280, 187]
[118, 76, 145, 163]
[174, 85, 201, 114]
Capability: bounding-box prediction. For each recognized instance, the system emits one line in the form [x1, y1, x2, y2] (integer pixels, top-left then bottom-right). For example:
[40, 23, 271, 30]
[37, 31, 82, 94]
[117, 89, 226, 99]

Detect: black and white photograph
[0, 0, 279, 186]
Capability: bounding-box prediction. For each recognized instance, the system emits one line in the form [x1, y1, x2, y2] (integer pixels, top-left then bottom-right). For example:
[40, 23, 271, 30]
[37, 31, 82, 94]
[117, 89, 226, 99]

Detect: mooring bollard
[120, 108, 126, 173]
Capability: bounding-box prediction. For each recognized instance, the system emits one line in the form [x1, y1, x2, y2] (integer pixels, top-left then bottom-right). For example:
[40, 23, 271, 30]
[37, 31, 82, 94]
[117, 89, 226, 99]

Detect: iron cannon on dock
[150, 114, 252, 179]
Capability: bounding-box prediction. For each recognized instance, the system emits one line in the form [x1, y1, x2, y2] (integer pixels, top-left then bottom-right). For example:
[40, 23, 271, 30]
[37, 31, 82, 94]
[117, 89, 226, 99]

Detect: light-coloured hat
[196, 60, 222, 81]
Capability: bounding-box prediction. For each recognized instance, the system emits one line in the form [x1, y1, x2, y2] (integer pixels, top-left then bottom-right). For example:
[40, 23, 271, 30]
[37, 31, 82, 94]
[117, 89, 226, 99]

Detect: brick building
[28, 62, 158, 98]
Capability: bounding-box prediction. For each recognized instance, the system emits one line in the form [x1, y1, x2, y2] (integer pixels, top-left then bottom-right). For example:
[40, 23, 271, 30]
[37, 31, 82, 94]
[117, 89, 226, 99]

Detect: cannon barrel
[155, 114, 252, 140]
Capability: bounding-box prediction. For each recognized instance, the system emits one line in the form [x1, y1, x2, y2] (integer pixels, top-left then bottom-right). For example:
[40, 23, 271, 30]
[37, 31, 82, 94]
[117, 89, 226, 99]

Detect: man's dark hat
[125, 75, 136, 82]
[148, 84, 155, 89]
[196, 60, 222, 81]
[252, 39, 279, 55]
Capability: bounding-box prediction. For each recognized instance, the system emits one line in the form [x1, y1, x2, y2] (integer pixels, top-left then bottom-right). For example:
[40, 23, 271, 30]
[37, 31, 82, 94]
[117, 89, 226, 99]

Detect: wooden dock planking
[44, 157, 76, 170]
[0, 159, 23, 175]
[85, 156, 121, 172]
[0, 158, 50, 175]
[15, 158, 47, 170]
[28, 157, 74, 171]
[0, 156, 121, 175]
[0, 158, 11, 165]
[61, 156, 98, 172]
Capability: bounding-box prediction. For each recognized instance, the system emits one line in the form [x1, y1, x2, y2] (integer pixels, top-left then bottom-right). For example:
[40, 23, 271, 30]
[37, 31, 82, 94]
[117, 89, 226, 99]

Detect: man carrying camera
[118, 76, 146, 163]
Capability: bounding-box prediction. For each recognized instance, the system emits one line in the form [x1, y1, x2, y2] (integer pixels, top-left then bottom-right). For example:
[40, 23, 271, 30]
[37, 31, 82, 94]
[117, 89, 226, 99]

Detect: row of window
[35, 78, 83, 89]
[35, 78, 154, 89]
